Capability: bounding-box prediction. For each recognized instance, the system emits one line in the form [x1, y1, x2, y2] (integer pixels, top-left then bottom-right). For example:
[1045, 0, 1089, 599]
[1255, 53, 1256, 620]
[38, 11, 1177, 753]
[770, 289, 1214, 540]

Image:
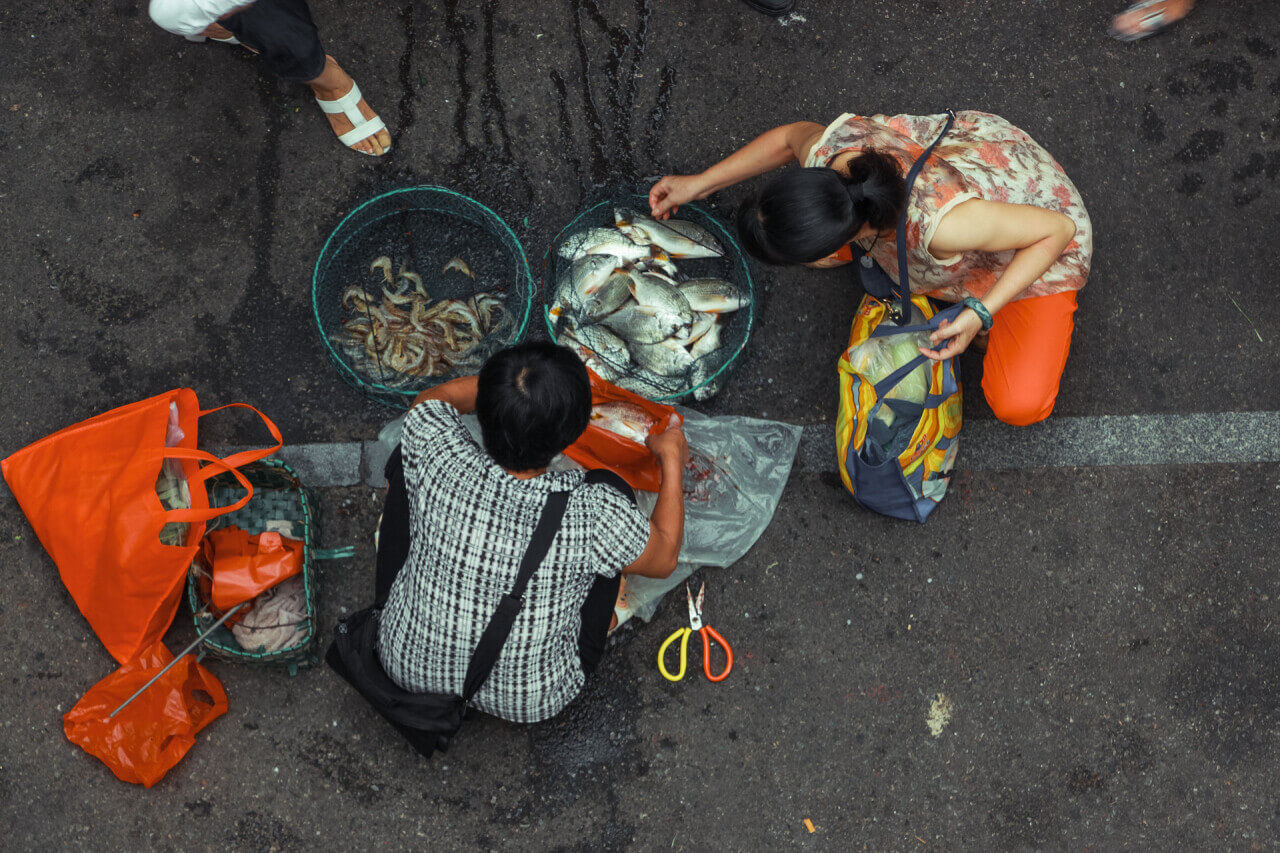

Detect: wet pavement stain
[479, 0, 515, 160]
[437, 0, 533, 209]
[391, 2, 419, 155]
[645, 64, 676, 167]
[1175, 129, 1226, 163]
[550, 69, 586, 194]
[566, 0, 613, 185]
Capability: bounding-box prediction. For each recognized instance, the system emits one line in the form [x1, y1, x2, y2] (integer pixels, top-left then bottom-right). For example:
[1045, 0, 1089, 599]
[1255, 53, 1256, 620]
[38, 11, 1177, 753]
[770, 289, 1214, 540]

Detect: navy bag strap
[885, 110, 956, 324]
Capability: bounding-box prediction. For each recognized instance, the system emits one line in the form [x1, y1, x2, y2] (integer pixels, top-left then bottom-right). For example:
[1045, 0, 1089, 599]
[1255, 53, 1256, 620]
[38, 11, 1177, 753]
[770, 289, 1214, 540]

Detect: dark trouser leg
[578, 573, 622, 675]
[374, 446, 411, 609]
[223, 0, 327, 81]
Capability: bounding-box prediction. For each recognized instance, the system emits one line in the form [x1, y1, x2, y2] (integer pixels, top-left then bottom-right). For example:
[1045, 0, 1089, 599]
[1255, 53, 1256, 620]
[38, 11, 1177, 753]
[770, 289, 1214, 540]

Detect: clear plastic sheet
[618, 408, 802, 622]
[377, 408, 802, 623]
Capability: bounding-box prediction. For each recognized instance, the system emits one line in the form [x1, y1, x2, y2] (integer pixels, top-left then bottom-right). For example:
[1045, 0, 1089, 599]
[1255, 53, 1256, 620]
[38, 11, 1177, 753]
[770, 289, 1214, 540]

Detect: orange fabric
[0, 390, 282, 663]
[561, 370, 680, 492]
[200, 527, 304, 612]
[63, 640, 228, 788]
[981, 290, 1077, 426]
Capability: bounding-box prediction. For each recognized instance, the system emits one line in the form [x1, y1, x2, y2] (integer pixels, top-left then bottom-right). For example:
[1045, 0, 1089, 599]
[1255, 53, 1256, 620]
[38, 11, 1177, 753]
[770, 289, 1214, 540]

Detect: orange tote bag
[1, 389, 282, 663]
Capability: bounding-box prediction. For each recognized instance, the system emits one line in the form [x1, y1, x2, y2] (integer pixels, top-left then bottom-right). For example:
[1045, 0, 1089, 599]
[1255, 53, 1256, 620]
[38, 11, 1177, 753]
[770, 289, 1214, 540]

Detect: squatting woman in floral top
[650, 111, 1092, 426]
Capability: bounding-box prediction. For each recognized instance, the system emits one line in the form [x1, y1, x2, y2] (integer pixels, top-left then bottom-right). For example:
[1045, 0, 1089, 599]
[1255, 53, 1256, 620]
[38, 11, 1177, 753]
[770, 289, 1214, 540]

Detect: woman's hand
[646, 415, 689, 469]
[649, 176, 705, 220]
[919, 309, 984, 360]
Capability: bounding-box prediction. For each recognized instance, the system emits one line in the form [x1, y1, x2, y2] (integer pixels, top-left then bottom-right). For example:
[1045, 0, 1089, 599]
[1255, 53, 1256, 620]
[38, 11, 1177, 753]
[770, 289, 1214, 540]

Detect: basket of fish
[545, 196, 754, 402]
[313, 186, 534, 408]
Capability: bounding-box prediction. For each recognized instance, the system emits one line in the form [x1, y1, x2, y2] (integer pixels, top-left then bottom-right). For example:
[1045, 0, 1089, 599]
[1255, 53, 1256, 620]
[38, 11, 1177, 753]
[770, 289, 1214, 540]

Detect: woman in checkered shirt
[375, 343, 686, 724]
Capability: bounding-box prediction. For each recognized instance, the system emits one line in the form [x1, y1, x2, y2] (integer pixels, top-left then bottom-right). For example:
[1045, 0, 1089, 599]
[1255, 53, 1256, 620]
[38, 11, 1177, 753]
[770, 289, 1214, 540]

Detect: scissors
[658, 581, 734, 683]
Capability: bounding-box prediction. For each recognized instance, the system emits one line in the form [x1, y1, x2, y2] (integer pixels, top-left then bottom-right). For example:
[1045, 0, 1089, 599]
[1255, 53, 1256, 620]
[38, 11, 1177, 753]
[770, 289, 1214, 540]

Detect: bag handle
[460, 488, 573, 702]
[888, 110, 956, 324]
[869, 304, 966, 399]
[157, 447, 257, 522]
[194, 403, 284, 471]
[157, 403, 283, 524]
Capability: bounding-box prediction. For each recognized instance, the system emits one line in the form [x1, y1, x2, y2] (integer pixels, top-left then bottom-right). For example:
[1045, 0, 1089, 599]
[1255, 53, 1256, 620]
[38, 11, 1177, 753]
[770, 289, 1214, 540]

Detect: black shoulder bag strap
[583, 467, 636, 504]
[459, 487, 572, 702]
[458, 468, 636, 703]
[884, 109, 956, 325]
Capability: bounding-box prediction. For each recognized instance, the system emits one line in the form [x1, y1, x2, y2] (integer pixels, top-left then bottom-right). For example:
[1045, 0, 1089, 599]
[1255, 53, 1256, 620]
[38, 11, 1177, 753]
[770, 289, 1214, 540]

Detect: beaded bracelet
[962, 297, 994, 330]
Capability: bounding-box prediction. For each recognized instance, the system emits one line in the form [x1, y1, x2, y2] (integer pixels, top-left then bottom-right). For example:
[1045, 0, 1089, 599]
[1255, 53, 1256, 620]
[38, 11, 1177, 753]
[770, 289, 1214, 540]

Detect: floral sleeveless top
[805, 111, 1093, 302]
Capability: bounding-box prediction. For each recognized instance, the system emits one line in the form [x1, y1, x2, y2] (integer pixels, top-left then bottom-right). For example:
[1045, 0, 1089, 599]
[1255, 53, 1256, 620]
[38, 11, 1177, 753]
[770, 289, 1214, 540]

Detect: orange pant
[981, 290, 1077, 426]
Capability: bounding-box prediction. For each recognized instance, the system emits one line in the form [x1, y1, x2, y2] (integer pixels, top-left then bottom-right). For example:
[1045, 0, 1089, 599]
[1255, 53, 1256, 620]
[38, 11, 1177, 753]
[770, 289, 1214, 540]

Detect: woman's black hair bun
[842, 150, 906, 230]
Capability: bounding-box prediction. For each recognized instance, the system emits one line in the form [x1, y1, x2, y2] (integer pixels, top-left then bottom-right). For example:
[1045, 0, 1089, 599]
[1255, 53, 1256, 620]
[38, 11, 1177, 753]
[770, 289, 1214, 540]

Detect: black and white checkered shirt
[377, 400, 651, 723]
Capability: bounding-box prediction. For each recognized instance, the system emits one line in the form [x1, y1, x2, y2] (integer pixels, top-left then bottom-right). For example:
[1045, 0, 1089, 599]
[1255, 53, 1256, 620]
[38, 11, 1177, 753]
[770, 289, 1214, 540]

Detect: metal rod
[108, 602, 246, 719]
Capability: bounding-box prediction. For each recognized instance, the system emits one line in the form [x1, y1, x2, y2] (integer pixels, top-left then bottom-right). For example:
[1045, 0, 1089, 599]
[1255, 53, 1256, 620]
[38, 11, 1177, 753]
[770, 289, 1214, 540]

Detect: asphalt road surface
[1, 0, 1277, 849]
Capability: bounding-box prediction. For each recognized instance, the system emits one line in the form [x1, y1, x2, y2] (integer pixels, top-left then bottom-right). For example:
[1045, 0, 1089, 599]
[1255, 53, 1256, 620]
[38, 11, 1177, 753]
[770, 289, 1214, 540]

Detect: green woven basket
[186, 459, 321, 674]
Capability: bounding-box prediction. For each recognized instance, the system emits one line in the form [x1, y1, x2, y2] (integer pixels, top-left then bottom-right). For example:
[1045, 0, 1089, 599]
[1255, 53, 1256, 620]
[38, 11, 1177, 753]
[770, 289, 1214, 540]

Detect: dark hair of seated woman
[475, 342, 592, 472]
[736, 150, 906, 265]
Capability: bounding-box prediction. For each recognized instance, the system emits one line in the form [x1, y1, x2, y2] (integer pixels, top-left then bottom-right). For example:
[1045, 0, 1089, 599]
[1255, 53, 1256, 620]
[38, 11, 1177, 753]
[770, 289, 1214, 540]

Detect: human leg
[222, 0, 391, 154]
[578, 574, 624, 675]
[980, 290, 1078, 427]
[374, 446, 412, 608]
[1110, 0, 1196, 41]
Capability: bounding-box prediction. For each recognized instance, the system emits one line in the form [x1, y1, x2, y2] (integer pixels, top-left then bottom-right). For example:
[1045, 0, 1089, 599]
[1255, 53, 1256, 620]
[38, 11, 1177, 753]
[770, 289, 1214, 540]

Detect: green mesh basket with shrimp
[185, 459, 325, 674]
[543, 193, 754, 403]
[314, 186, 534, 409]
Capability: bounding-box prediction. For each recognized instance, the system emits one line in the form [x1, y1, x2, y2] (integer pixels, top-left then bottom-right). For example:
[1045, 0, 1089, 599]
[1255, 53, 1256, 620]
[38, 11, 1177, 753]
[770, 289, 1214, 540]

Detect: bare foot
[309, 56, 392, 156]
[1110, 0, 1194, 40]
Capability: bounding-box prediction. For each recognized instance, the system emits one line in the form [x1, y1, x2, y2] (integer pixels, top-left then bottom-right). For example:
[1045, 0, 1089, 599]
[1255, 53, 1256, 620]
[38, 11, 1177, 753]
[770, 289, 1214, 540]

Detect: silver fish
[586, 239, 664, 264]
[601, 303, 684, 345]
[580, 272, 634, 323]
[567, 254, 621, 298]
[558, 227, 628, 261]
[563, 324, 631, 371]
[678, 278, 749, 313]
[629, 251, 678, 278]
[590, 401, 657, 443]
[563, 226, 662, 264]
[629, 338, 695, 377]
[663, 218, 725, 257]
[672, 311, 717, 347]
[689, 321, 723, 361]
[584, 355, 623, 382]
[616, 370, 677, 400]
[630, 272, 694, 325]
[690, 369, 724, 402]
[615, 208, 724, 259]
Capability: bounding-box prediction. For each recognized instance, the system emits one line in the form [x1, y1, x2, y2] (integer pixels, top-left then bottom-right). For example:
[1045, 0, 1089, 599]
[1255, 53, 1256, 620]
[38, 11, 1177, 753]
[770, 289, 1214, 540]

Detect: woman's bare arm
[920, 199, 1077, 359]
[648, 122, 826, 219]
[411, 375, 479, 413]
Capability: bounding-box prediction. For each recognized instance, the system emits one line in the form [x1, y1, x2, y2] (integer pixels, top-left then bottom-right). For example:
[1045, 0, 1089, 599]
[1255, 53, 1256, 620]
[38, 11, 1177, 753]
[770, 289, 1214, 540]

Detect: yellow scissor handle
[658, 627, 691, 682]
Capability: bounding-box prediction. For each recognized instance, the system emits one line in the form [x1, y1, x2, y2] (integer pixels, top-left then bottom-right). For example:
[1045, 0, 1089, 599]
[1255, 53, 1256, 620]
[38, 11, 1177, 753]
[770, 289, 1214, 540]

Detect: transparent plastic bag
[377, 408, 802, 624]
[619, 408, 802, 622]
[156, 402, 192, 546]
[844, 304, 931, 453]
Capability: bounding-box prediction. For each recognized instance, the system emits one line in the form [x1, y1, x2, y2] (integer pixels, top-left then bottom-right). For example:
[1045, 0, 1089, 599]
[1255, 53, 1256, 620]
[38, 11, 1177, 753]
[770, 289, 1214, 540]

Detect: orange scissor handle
[700, 626, 734, 682]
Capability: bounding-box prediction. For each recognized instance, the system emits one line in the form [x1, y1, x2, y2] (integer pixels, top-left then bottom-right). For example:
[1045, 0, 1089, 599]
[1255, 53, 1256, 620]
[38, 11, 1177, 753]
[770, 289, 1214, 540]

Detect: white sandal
[316, 81, 390, 156]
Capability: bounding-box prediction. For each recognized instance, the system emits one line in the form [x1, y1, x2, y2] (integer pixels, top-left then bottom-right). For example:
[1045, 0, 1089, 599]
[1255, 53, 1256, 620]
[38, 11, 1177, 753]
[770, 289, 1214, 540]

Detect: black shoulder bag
[325, 468, 628, 758]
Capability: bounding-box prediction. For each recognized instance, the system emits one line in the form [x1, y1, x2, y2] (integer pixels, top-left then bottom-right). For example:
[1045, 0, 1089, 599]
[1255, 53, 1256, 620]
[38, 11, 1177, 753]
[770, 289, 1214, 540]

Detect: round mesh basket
[186, 459, 320, 674]
[543, 194, 754, 403]
[313, 187, 533, 409]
